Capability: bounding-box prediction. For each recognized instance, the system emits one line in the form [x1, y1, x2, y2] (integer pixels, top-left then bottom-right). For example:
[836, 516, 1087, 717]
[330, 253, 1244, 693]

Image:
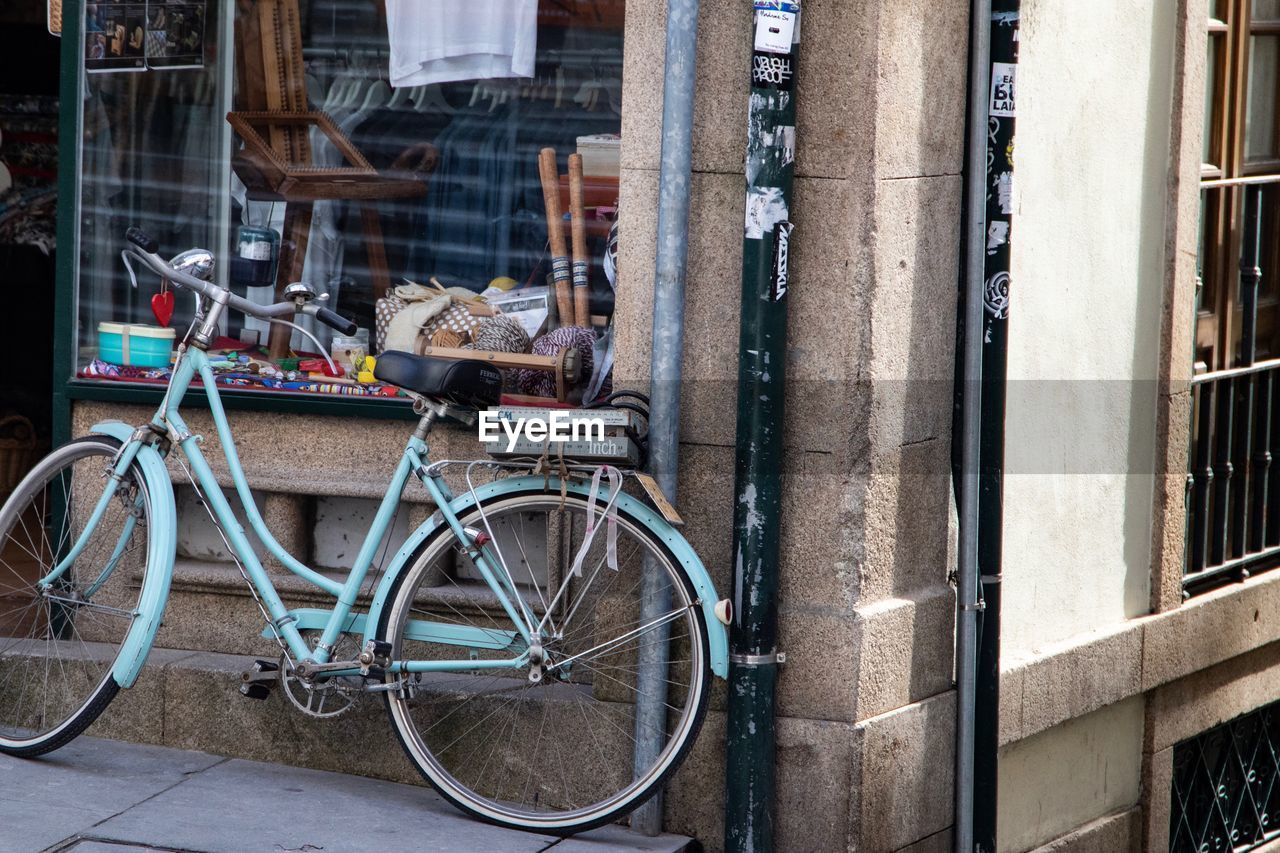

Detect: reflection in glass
[1254, 0, 1280, 19]
[1205, 35, 1219, 166]
[1246, 35, 1278, 161]
[72, 0, 627, 404]
[76, 2, 229, 374]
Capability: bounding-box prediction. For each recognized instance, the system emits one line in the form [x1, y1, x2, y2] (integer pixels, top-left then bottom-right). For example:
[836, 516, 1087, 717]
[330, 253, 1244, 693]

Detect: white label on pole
[754, 9, 796, 54]
[990, 61, 1016, 117]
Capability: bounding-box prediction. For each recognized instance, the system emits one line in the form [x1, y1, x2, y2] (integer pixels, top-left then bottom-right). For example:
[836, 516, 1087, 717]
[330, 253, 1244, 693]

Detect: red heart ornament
[151, 291, 175, 327]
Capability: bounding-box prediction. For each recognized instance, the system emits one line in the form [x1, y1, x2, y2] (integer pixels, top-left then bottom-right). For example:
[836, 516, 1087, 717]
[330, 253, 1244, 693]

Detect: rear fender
[90, 422, 178, 688]
[366, 476, 729, 679]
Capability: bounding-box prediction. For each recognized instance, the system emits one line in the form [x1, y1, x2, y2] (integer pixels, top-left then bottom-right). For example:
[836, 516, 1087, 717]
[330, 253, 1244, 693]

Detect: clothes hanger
[305, 71, 324, 109]
[361, 78, 391, 111]
[346, 75, 373, 108]
[416, 85, 454, 114]
[387, 82, 412, 109]
[324, 72, 351, 111]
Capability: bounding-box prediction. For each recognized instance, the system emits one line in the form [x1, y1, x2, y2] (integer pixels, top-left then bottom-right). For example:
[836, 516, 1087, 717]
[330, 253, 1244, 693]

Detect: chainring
[278, 631, 365, 719]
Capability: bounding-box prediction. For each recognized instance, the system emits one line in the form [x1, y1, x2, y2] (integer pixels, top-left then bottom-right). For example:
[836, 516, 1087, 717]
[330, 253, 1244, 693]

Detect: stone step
[156, 558, 355, 657]
[155, 558, 506, 658]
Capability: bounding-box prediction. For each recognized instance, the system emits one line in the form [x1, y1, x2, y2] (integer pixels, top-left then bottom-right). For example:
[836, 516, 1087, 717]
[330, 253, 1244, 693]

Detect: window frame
[1199, 0, 1280, 371]
[52, 0, 422, 430]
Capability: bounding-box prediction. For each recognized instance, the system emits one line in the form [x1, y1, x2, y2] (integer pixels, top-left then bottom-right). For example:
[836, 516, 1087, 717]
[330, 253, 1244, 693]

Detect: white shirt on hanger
[384, 0, 538, 87]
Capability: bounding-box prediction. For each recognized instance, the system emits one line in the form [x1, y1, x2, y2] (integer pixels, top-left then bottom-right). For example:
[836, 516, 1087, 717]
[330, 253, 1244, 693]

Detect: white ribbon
[569, 465, 624, 577]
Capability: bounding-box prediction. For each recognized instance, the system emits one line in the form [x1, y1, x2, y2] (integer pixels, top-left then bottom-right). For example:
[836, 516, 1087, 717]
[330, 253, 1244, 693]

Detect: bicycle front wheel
[0, 436, 154, 756]
[379, 490, 711, 834]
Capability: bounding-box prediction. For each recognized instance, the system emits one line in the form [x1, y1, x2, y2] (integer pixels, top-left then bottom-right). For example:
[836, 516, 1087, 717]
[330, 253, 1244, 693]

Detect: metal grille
[1170, 702, 1280, 851]
[1186, 182, 1280, 594]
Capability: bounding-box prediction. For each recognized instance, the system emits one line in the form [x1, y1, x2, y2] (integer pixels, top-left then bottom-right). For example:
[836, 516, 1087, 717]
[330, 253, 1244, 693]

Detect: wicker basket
[0, 416, 42, 499]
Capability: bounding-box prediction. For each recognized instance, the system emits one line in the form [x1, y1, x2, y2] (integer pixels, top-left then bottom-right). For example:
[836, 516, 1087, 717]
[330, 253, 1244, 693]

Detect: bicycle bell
[168, 248, 216, 282]
[283, 281, 316, 302]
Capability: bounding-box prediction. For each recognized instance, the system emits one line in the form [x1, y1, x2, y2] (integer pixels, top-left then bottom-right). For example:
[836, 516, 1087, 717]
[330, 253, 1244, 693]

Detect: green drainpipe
[972, 4, 1018, 850]
[724, 3, 800, 851]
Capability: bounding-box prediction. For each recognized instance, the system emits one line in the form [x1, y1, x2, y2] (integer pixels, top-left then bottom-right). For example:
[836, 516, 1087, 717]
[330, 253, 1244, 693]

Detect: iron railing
[1170, 700, 1280, 851]
[1186, 182, 1277, 592]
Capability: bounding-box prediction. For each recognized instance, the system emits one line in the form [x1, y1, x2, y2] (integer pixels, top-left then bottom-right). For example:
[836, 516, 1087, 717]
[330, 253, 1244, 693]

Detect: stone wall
[615, 0, 966, 848]
[72, 0, 973, 849]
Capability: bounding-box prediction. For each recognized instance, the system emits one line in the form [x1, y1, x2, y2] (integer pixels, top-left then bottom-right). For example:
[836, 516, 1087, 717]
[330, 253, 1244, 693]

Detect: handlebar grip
[126, 227, 159, 254]
[315, 307, 358, 336]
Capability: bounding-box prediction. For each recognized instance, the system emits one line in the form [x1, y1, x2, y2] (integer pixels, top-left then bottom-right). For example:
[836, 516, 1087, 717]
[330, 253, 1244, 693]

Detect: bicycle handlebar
[311, 306, 359, 336]
[125, 226, 159, 254]
[124, 228, 358, 335]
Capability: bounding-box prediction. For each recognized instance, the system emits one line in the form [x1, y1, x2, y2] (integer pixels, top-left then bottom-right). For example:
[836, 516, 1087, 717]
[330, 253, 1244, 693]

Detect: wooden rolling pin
[538, 147, 576, 327]
[568, 153, 590, 327]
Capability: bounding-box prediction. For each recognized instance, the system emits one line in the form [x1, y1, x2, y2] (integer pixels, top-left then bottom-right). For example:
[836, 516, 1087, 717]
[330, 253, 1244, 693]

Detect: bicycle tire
[0, 436, 153, 757]
[377, 489, 711, 834]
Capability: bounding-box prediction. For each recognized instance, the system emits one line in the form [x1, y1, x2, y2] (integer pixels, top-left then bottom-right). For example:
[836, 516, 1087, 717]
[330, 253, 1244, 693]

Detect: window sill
[63, 377, 420, 420]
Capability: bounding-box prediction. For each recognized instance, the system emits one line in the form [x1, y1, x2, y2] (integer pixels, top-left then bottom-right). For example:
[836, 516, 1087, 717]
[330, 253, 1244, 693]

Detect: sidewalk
[0, 736, 693, 853]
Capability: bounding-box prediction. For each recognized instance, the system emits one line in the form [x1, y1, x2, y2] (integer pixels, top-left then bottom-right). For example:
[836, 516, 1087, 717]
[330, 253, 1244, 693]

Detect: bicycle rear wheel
[0, 436, 153, 756]
[379, 490, 710, 834]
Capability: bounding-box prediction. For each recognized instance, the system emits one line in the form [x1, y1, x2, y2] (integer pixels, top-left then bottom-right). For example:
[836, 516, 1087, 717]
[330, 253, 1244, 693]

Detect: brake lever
[267, 316, 341, 377]
[120, 250, 141, 290]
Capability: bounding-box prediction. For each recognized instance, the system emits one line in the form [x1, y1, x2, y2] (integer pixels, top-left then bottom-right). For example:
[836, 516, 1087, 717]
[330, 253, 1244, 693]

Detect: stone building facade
[53, 0, 1280, 850]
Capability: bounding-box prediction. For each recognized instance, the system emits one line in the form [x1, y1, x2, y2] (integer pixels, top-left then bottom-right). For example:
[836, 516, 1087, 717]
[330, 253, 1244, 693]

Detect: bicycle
[0, 228, 730, 834]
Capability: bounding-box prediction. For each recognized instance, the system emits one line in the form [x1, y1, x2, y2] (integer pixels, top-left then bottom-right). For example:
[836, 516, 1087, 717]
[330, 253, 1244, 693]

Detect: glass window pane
[76, 2, 229, 384]
[72, 0, 626, 404]
[1205, 35, 1220, 165]
[1246, 35, 1279, 162]
[1255, 0, 1280, 19]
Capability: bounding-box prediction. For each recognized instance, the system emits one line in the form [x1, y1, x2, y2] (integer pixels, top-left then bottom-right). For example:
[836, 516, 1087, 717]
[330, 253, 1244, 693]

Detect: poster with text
[145, 1, 206, 70]
[85, 3, 147, 73]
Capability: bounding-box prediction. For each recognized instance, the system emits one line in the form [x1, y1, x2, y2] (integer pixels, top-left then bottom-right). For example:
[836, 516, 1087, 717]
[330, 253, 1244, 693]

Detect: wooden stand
[230, 0, 432, 360]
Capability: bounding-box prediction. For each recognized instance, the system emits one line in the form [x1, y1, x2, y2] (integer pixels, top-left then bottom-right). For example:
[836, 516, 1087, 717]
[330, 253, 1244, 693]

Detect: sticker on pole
[990, 61, 1016, 117]
[754, 1, 799, 53]
[771, 221, 794, 301]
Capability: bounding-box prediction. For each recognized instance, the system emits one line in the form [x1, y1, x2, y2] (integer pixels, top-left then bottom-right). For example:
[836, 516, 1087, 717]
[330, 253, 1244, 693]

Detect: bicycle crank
[277, 632, 365, 719]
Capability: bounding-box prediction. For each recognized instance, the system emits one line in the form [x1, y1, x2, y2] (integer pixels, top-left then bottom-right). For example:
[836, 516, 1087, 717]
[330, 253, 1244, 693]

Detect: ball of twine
[431, 328, 467, 349]
[516, 326, 599, 398]
[464, 315, 530, 354]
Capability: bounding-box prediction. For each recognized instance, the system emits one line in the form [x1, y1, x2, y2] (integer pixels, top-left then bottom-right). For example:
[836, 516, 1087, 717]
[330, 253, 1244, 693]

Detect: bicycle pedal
[239, 682, 272, 701]
[241, 659, 280, 685]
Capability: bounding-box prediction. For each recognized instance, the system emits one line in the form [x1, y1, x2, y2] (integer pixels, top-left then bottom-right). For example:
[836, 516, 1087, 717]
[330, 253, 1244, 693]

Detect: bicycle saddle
[374, 350, 502, 408]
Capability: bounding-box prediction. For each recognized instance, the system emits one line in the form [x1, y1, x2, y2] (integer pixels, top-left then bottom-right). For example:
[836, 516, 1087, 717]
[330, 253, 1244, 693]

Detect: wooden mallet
[568, 153, 591, 327]
[538, 147, 576, 327]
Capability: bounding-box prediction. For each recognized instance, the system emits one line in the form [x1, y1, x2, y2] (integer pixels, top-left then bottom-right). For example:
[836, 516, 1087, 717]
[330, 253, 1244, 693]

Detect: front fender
[90, 421, 177, 688]
[367, 476, 729, 679]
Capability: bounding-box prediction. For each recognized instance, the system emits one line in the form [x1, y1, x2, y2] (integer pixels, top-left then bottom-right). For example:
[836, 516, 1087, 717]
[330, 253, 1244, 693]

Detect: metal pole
[631, 0, 702, 836]
[954, 0, 993, 847]
[972, 4, 1018, 851]
[724, 4, 800, 851]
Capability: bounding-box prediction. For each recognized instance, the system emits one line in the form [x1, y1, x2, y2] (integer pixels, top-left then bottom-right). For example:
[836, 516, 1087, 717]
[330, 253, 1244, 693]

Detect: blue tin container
[97, 323, 176, 368]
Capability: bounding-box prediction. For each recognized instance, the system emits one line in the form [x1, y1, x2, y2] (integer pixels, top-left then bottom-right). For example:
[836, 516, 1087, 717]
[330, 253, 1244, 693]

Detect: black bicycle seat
[374, 350, 502, 408]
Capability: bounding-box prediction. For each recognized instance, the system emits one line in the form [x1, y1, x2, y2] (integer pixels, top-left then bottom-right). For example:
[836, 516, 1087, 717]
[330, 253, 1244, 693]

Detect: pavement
[0, 736, 694, 853]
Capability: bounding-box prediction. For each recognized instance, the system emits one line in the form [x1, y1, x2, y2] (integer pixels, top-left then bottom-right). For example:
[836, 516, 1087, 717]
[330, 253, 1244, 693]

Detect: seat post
[412, 409, 437, 441]
[410, 395, 448, 440]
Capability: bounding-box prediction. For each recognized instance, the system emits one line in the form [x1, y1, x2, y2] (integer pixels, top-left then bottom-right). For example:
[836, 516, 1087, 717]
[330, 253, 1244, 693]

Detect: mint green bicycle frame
[49, 345, 729, 689]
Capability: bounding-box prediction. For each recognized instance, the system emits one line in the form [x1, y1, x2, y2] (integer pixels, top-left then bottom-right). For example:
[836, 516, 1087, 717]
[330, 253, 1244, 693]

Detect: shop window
[70, 0, 623, 406]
